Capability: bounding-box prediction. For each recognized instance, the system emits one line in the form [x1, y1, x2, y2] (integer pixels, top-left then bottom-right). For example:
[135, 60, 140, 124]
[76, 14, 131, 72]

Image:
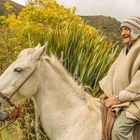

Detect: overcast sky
[12, 0, 140, 21]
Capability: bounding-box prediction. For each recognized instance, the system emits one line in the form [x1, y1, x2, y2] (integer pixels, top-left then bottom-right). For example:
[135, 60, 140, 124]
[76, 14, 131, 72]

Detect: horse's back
[133, 123, 140, 140]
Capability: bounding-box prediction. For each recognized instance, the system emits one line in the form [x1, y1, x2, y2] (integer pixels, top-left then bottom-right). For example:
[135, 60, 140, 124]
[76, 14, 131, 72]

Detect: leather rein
[0, 91, 16, 107]
[0, 91, 20, 132]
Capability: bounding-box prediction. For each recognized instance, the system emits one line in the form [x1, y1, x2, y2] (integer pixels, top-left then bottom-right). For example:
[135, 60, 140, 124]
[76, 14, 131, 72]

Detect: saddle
[101, 105, 140, 140]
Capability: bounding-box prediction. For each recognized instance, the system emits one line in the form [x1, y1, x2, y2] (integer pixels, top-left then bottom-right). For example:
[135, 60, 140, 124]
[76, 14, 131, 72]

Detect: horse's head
[0, 44, 46, 105]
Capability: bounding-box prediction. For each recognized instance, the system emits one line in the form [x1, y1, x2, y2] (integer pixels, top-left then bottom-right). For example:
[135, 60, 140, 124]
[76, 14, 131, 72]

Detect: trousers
[112, 110, 138, 140]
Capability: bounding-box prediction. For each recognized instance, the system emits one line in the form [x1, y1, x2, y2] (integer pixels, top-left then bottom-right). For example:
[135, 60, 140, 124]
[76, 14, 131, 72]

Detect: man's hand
[10, 107, 22, 120]
[105, 95, 118, 108]
[99, 94, 108, 101]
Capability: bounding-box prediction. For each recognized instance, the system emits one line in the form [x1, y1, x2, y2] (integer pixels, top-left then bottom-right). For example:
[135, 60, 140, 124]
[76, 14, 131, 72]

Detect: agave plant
[46, 23, 119, 96]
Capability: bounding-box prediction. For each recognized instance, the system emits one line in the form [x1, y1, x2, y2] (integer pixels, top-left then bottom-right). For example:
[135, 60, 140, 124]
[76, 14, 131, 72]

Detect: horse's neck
[34, 58, 102, 140]
[35, 58, 86, 112]
[37, 57, 85, 105]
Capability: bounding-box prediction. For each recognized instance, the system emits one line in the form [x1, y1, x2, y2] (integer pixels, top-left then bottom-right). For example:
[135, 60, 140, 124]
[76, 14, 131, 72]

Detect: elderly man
[99, 16, 140, 140]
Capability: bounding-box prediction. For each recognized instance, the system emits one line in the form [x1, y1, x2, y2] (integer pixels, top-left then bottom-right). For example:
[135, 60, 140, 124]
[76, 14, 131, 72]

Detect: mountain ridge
[81, 15, 121, 43]
[0, 0, 24, 16]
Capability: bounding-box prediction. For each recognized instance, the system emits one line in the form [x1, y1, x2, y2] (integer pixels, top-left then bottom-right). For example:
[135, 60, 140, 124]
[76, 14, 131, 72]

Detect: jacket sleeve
[0, 112, 9, 121]
[118, 90, 140, 102]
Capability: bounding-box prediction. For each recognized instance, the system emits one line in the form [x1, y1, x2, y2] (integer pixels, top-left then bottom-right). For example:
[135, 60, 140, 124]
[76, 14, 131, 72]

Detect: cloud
[12, 0, 25, 5]
[57, 0, 140, 21]
[12, 0, 140, 21]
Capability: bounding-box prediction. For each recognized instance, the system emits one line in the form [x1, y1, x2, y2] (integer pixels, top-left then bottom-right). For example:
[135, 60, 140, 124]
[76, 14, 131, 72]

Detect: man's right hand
[10, 107, 22, 120]
[99, 94, 108, 101]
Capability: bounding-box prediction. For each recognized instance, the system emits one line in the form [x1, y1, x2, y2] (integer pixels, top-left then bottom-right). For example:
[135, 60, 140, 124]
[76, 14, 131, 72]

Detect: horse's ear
[32, 46, 46, 61]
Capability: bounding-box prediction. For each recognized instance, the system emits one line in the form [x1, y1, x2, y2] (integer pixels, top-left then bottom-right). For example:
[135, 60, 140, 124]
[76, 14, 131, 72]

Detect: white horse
[0, 44, 103, 140]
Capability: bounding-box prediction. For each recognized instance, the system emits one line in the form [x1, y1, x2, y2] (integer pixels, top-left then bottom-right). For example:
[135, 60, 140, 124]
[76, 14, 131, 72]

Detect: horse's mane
[44, 55, 102, 111]
[44, 55, 87, 100]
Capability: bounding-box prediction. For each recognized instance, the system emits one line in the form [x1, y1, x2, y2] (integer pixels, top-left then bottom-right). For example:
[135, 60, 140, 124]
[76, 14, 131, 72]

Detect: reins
[0, 118, 16, 132]
[0, 91, 21, 132]
[0, 64, 37, 132]
[0, 91, 16, 107]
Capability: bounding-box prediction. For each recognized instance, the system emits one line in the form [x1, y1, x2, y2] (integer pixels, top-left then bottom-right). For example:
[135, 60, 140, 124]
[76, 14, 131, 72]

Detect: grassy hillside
[81, 15, 121, 44]
[0, 0, 23, 15]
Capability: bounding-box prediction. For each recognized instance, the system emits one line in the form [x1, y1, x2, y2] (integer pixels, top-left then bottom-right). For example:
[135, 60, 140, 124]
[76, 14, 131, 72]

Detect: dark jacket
[0, 112, 9, 121]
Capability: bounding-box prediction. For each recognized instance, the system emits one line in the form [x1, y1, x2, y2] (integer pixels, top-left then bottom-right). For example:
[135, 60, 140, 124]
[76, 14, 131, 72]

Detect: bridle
[0, 91, 20, 132]
[0, 91, 16, 107]
[0, 64, 37, 107]
[0, 63, 38, 132]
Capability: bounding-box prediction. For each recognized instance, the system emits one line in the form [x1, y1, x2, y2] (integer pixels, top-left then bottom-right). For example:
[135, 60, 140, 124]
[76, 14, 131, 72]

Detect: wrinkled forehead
[120, 26, 131, 31]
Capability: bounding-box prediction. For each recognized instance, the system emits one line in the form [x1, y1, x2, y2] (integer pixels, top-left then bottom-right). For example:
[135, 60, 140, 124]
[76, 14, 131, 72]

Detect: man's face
[120, 26, 131, 46]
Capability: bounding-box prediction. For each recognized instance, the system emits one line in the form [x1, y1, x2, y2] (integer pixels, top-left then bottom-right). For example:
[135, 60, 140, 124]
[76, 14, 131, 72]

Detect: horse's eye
[14, 67, 23, 72]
